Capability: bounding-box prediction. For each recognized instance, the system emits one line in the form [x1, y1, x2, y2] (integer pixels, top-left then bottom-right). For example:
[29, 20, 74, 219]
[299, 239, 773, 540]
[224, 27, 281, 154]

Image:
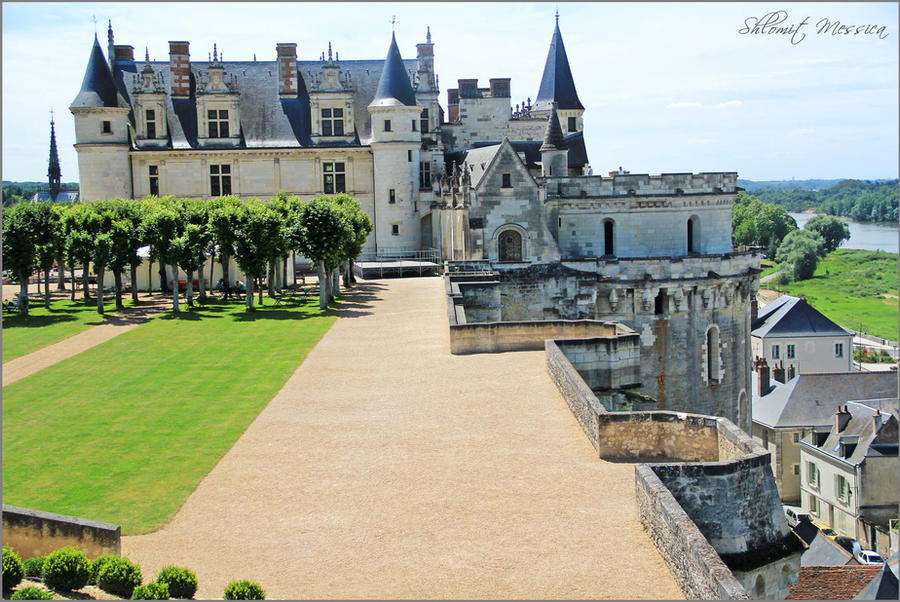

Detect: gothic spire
[534, 17, 584, 111]
[370, 32, 417, 107]
[47, 115, 61, 200]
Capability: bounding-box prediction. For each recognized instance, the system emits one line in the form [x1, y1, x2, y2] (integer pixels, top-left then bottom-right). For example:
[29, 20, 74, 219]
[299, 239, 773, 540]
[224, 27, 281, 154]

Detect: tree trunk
[258, 276, 264, 306]
[281, 257, 287, 290]
[148, 260, 154, 292]
[332, 267, 340, 299]
[342, 263, 351, 288]
[96, 266, 106, 314]
[57, 255, 66, 290]
[171, 264, 180, 312]
[186, 269, 194, 307]
[114, 270, 124, 310]
[70, 263, 76, 301]
[82, 265, 91, 302]
[198, 259, 206, 301]
[317, 259, 328, 309]
[130, 264, 139, 302]
[18, 280, 29, 316]
[267, 261, 275, 297]
[159, 264, 170, 293]
[222, 253, 231, 289]
[44, 267, 51, 308]
[245, 273, 254, 309]
[292, 251, 297, 285]
[349, 259, 357, 284]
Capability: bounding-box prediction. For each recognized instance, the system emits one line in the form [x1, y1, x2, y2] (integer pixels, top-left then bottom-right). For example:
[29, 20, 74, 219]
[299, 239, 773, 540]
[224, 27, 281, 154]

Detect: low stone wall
[546, 339, 606, 448]
[450, 319, 620, 354]
[2, 505, 121, 559]
[597, 412, 720, 462]
[552, 334, 640, 391]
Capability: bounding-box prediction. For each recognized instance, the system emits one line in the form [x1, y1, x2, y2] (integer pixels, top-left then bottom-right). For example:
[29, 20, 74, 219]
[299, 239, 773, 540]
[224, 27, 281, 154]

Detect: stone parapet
[2, 505, 121, 560]
[549, 171, 738, 198]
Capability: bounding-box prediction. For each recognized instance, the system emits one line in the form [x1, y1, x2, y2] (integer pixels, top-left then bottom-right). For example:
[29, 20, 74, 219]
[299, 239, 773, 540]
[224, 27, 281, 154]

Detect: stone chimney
[873, 409, 883, 435]
[788, 363, 796, 381]
[835, 406, 851, 432]
[276, 43, 298, 96]
[773, 361, 786, 384]
[169, 41, 191, 97]
[447, 88, 459, 122]
[757, 357, 771, 395]
[113, 45, 134, 62]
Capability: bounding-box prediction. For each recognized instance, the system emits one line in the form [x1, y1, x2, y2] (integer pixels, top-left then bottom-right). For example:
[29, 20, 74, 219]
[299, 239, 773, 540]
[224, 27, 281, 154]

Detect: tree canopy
[775, 229, 826, 281]
[804, 214, 851, 253]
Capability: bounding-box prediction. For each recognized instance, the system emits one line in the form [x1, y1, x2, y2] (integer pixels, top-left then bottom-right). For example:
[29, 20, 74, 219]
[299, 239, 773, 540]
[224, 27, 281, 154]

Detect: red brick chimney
[169, 41, 191, 97]
[113, 45, 134, 62]
[757, 357, 770, 395]
[788, 363, 796, 381]
[276, 43, 298, 96]
[773, 361, 786, 384]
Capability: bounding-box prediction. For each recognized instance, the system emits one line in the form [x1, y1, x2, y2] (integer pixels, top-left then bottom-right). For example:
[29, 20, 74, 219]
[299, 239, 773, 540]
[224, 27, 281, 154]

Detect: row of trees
[732, 192, 851, 281]
[2, 193, 371, 315]
[749, 179, 899, 224]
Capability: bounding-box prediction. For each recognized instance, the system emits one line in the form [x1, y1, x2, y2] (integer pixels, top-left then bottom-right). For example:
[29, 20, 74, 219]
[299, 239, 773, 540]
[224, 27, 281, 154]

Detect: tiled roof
[71, 36, 128, 109]
[787, 565, 882, 599]
[534, 22, 583, 111]
[752, 295, 853, 339]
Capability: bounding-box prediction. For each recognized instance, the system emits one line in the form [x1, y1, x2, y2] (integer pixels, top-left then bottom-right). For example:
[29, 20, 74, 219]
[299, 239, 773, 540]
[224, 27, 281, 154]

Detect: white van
[783, 505, 811, 527]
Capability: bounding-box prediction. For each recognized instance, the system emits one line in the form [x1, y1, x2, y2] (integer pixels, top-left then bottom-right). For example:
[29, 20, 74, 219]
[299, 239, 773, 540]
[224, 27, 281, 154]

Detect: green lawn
[768, 249, 899, 341]
[2, 295, 337, 534]
[2, 298, 136, 361]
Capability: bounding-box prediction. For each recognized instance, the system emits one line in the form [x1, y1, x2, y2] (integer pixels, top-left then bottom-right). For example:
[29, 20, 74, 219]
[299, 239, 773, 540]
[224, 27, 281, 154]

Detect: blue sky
[2, 2, 897, 182]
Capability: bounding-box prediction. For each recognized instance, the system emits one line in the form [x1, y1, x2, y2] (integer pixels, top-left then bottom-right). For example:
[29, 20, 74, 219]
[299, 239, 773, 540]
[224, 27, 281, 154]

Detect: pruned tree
[2, 203, 37, 315]
[232, 201, 284, 309]
[331, 193, 372, 287]
[144, 201, 185, 311]
[297, 196, 354, 309]
[32, 201, 63, 308]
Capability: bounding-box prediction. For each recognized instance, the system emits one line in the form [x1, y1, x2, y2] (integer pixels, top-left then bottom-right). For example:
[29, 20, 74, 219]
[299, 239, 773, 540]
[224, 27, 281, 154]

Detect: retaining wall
[2, 505, 121, 559]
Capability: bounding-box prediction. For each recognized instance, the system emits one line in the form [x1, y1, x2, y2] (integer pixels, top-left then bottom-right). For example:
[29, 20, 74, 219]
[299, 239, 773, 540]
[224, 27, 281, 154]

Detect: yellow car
[812, 521, 839, 539]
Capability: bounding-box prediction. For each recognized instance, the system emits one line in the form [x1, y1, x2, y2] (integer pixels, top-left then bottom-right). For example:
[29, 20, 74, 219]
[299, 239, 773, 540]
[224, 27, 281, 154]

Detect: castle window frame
[705, 324, 721, 385]
[496, 224, 526, 262]
[208, 109, 230, 138]
[145, 109, 156, 139]
[687, 215, 700, 254]
[501, 173, 512, 188]
[419, 161, 431, 190]
[323, 161, 346, 194]
[149, 165, 159, 196]
[567, 116, 576, 132]
[603, 219, 615, 256]
[408, 150, 413, 162]
[384, 119, 392, 132]
[321, 108, 344, 136]
[420, 108, 429, 134]
[102, 120, 112, 134]
[391, 224, 399, 236]
[209, 164, 232, 197]
[411, 120, 417, 132]
[388, 188, 396, 204]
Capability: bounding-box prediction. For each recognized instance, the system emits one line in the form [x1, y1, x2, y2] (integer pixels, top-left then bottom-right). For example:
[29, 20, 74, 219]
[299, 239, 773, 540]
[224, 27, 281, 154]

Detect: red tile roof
[788, 565, 882, 599]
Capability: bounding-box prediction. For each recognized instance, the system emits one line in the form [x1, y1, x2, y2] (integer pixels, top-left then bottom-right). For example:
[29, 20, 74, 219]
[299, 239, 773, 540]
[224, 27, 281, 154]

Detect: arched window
[687, 215, 700, 254]
[781, 564, 793, 589]
[706, 325, 720, 384]
[498, 229, 523, 261]
[738, 390, 747, 429]
[755, 575, 766, 598]
[603, 220, 615, 256]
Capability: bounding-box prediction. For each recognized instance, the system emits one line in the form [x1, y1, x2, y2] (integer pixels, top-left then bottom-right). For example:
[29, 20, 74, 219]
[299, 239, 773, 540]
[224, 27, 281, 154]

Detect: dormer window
[501, 173, 512, 188]
[208, 110, 229, 138]
[321, 108, 344, 136]
[568, 116, 576, 132]
[102, 120, 112, 134]
[145, 110, 156, 139]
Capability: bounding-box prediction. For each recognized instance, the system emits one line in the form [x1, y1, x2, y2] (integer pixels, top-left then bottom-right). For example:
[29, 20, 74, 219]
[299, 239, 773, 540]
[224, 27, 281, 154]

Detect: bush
[22, 557, 44, 580]
[3, 546, 25, 592]
[131, 581, 170, 600]
[40, 547, 90, 591]
[223, 580, 266, 600]
[96, 556, 143, 598]
[88, 554, 118, 585]
[10, 586, 54, 600]
[156, 565, 198, 599]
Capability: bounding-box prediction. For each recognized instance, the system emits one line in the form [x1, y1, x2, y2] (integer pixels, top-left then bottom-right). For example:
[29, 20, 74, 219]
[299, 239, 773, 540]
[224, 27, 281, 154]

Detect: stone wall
[552, 334, 640, 392]
[449, 319, 619, 355]
[545, 339, 607, 448]
[2, 505, 121, 560]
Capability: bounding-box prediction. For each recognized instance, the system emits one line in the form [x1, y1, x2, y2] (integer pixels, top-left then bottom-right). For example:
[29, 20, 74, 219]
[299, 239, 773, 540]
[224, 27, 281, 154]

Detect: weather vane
[49, 108, 54, 122]
[92, 14, 97, 33]
[391, 15, 397, 32]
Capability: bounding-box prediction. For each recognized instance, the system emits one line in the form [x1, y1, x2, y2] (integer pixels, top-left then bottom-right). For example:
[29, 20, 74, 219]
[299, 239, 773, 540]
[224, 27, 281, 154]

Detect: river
[789, 213, 898, 254]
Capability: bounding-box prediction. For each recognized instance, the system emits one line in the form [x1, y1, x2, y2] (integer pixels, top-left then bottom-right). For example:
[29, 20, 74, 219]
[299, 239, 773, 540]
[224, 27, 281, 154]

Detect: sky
[2, 2, 897, 183]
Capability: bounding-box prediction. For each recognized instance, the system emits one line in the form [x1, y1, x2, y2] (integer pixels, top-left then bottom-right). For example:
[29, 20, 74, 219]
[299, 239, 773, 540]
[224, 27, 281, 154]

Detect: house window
[793, 432, 800, 443]
[149, 165, 159, 196]
[419, 161, 431, 189]
[321, 108, 344, 136]
[384, 119, 391, 132]
[772, 344, 780, 360]
[102, 120, 112, 134]
[568, 116, 576, 132]
[388, 189, 396, 204]
[808, 493, 820, 516]
[835, 343, 844, 358]
[501, 173, 512, 188]
[787, 344, 796, 359]
[146, 109, 156, 139]
[208, 109, 229, 138]
[391, 224, 399, 236]
[793, 464, 800, 476]
[408, 150, 413, 162]
[323, 162, 346, 194]
[806, 461, 819, 489]
[835, 475, 850, 502]
[209, 164, 231, 196]
[420, 108, 429, 134]
[411, 120, 417, 131]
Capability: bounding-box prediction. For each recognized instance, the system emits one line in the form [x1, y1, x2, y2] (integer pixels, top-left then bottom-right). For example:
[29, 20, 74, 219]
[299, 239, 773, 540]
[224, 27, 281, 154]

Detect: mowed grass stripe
[2, 298, 337, 534]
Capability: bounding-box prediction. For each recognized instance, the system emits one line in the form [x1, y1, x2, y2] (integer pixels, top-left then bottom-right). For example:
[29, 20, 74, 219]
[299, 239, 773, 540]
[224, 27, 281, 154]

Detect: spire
[540, 102, 567, 151]
[426, 26, 432, 44]
[70, 35, 126, 108]
[534, 18, 584, 111]
[47, 114, 61, 200]
[370, 33, 417, 107]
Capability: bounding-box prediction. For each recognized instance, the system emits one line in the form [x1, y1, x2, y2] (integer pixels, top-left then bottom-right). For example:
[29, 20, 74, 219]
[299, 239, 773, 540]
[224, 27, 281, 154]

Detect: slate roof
[540, 103, 567, 151]
[452, 131, 588, 171]
[462, 143, 504, 188]
[752, 372, 899, 429]
[112, 53, 415, 149]
[752, 295, 853, 339]
[369, 33, 417, 108]
[811, 401, 898, 466]
[800, 533, 853, 566]
[534, 22, 583, 111]
[787, 565, 884, 599]
[32, 191, 79, 202]
[71, 36, 129, 109]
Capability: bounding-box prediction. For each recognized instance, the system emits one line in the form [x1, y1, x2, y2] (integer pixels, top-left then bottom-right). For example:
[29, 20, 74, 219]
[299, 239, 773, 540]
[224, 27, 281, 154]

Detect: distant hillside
[740, 179, 898, 223]
[2, 181, 79, 206]
[738, 178, 844, 191]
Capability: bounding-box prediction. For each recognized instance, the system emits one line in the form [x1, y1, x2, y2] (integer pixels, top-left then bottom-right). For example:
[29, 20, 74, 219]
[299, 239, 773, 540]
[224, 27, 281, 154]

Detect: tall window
[772, 344, 780, 360]
[707, 326, 720, 384]
[806, 461, 819, 488]
[498, 229, 523, 261]
[419, 161, 431, 189]
[384, 119, 392, 132]
[149, 165, 159, 196]
[146, 109, 156, 139]
[323, 162, 346, 194]
[210, 164, 231, 196]
[391, 224, 399, 236]
[835, 343, 844, 358]
[787, 344, 796, 359]
[835, 475, 850, 502]
[568, 116, 576, 132]
[208, 110, 229, 138]
[420, 108, 429, 134]
[388, 189, 396, 204]
[411, 120, 417, 131]
[102, 120, 112, 134]
[408, 150, 413, 162]
[321, 108, 344, 136]
[603, 220, 615, 256]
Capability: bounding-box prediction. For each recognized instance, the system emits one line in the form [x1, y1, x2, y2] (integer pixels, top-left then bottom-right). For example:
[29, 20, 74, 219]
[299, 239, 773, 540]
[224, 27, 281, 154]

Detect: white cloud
[666, 102, 702, 110]
[714, 100, 742, 109]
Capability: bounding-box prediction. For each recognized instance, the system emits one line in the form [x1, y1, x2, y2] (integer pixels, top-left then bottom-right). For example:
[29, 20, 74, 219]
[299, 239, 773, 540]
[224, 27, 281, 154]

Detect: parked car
[855, 549, 884, 565]
[784, 505, 811, 527]
[812, 521, 839, 540]
[833, 535, 858, 555]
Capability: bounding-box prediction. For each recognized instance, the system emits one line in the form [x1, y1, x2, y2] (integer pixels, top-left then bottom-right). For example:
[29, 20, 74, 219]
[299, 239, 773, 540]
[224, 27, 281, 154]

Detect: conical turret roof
[370, 33, 417, 108]
[534, 21, 584, 111]
[70, 35, 127, 109]
[540, 103, 568, 151]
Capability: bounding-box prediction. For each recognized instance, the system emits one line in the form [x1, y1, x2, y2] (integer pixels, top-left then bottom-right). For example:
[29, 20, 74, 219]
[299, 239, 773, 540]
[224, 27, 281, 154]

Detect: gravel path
[122, 277, 682, 599]
[2, 294, 171, 386]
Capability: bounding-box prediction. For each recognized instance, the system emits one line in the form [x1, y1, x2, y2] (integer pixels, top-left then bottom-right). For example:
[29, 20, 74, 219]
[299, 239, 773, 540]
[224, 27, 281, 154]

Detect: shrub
[2, 546, 25, 592]
[40, 547, 90, 591]
[223, 579, 266, 600]
[88, 554, 118, 585]
[10, 586, 54, 600]
[156, 565, 198, 599]
[131, 581, 170, 600]
[22, 557, 44, 580]
[96, 556, 143, 598]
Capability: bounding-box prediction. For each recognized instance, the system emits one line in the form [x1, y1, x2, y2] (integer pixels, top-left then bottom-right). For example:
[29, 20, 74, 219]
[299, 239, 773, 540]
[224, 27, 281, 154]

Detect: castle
[71, 19, 760, 432]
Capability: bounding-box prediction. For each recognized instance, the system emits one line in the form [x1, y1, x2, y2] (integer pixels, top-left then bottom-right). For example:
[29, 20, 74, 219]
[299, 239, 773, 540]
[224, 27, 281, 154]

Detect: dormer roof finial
[213, 43, 218, 62]
[328, 41, 332, 61]
[426, 25, 431, 43]
[555, 5, 559, 25]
